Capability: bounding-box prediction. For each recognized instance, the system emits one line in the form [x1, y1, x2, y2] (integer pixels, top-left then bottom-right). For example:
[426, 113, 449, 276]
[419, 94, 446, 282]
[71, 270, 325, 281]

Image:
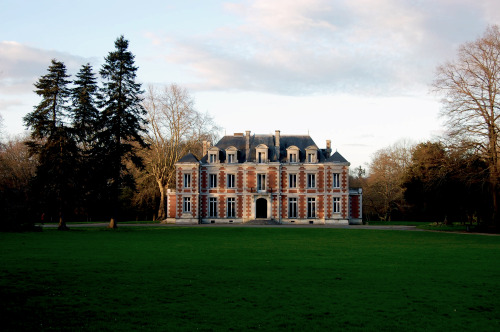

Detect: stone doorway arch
[256, 198, 268, 218]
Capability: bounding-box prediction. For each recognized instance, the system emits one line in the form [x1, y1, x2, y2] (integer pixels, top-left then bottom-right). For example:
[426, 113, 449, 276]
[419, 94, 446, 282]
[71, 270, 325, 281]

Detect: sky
[1, 0, 500, 168]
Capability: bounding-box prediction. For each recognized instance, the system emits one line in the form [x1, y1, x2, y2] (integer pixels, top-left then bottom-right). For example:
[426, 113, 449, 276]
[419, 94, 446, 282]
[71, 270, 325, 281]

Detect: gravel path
[41, 223, 423, 231]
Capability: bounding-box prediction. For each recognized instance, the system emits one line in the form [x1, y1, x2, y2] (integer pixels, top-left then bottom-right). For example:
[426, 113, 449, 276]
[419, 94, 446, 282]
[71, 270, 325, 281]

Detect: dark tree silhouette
[24, 59, 76, 230]
[98, 36, 148, 228]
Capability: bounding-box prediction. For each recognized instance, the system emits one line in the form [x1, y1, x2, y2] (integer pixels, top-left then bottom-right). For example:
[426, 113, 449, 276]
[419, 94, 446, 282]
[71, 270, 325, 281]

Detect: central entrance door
[256, 198, 267, 218]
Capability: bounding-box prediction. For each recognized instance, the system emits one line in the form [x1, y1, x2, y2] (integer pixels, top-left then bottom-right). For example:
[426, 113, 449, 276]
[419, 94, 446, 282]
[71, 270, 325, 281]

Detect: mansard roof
[177, 152, 200, 163]
[196, 132, 349, 164]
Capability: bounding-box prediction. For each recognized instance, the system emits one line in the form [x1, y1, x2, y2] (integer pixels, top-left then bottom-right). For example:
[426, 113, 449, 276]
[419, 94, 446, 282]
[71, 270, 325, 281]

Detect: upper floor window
[209, 153, 217, 163]
[257, 174, 266, 191]
[227, 153, 235, 163]
[227, 174, 236, 188]
[307, 173, 316, 188]
[209, 174, 217, 188]
[289, 174, 297, 188]
[183, 174, 191, 188]
[332, 173, 340, 188]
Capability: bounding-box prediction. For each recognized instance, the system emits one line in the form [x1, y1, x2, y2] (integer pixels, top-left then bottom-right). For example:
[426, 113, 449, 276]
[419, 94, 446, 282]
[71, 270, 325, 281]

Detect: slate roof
[327, 151, 348, 163]
[177, 152, 200, 163]
[198, 133, 349, 164]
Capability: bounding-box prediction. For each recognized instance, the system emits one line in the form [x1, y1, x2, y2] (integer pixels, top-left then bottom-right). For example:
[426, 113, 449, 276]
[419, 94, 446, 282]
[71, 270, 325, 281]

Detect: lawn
[1, 227, 499, 331]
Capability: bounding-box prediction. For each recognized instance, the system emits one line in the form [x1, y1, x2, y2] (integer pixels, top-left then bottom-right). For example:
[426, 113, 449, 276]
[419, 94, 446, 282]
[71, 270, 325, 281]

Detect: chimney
[245, 130, 251, 162]
[202, 141, 208, 157]
[275, 130, 280, 161]
[326, 140, 332, 157]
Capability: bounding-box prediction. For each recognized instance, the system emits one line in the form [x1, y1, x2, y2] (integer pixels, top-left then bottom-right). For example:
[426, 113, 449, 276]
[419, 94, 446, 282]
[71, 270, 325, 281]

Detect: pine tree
[24, 59, 71, 139]
[71, 63, 100, 149]
[99, 36, 147, 228]
[71, 64, 102, 219]
[24, 59, 76, 230]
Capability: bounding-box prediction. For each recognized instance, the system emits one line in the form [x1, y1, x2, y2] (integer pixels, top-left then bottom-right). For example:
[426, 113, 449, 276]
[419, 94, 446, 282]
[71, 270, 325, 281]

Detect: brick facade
[167, 131, 362, 225]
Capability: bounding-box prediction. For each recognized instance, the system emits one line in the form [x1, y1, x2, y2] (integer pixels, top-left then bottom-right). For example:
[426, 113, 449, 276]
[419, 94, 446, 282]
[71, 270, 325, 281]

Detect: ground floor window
[227, 197, 236, 217]
[183, 197, 191, 213]
[333, 197, 340, 213]
[307, 197, 316, 218]
[289, 197, 297, 218]
[209, 197, 217, 217]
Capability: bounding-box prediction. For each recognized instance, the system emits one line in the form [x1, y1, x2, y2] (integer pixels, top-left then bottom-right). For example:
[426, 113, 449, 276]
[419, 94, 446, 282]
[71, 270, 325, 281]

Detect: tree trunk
[157, 179, 166, 221]
[57, 211, 69, 231]
[108, 217, 118, 229]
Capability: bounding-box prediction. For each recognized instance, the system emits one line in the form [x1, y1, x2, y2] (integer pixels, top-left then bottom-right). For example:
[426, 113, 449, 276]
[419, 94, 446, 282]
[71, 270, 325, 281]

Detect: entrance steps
[244, 219, 280, 225]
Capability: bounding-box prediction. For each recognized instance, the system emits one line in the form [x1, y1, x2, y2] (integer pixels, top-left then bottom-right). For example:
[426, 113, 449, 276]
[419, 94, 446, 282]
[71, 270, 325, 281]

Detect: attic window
[208, 147, 220, 163]
[255, 144, 268, 163]
[305, 146, 318, 163]
[286, 146, 299, 163]
[225, 146, 238, 164]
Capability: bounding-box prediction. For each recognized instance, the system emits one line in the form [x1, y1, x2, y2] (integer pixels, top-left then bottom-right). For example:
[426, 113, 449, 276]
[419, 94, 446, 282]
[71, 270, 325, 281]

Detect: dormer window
[286, 145, 299, 163]
[305, 145, 318, 163]
[208, 147, 220, 163]
[225, 146, 238, 164]
[255, 144, 268, 163]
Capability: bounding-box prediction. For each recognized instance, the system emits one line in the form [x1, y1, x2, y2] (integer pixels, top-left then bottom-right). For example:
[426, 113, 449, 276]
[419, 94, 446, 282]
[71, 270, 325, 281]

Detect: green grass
[1, 228, 500, 331]
[366, 220, 427, 226]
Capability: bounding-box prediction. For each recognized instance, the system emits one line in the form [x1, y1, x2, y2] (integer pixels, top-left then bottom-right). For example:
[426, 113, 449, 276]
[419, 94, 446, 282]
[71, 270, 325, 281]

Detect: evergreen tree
[23, 59, 76, 230]
[99, 36, 147, 228]
[24, 59, 71, 139]
[71, 63, 100, 149]
[71, 63, 103, 220]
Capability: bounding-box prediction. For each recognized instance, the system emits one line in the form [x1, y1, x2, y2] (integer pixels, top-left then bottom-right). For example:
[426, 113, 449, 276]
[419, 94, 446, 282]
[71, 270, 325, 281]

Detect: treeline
[0, 36, 218, 230]
[357, 25, 500, 229]
[353, 140, 493, 225]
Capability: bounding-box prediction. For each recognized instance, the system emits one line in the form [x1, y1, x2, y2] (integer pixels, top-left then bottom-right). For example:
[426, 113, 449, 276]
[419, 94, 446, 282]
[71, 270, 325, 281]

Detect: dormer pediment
[256, 144, 268, 149]
[225, 146, 238, 152]
[286, 145, 299, 151]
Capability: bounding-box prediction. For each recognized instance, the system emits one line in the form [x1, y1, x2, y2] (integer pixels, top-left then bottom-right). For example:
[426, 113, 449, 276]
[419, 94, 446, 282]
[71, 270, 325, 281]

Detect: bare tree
[143, 84, 219, 221]
[433, 25, 500, 225]
[364, 140, 414, 221]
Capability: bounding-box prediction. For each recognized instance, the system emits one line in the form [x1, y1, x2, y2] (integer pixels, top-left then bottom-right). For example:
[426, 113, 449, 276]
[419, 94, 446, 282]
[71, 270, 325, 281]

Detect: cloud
[0, 98, 23, 110]
[160, 0, 499, 96]
[0, 41, 92, 95]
